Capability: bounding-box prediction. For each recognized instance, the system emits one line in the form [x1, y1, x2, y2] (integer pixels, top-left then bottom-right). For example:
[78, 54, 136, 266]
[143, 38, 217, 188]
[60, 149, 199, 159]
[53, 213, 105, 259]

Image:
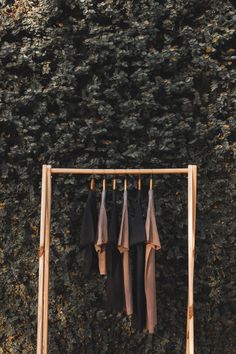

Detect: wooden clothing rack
[36, 165, 197, 354]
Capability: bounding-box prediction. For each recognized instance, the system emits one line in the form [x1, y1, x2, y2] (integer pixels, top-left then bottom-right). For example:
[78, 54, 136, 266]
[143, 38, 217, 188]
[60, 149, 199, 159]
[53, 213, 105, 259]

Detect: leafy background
[0, 0, 236, 353]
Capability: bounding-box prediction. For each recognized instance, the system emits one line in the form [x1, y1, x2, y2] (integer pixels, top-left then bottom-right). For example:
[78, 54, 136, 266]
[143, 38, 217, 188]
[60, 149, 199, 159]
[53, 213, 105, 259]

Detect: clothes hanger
[138, 175, 141, 191]
[113, 176, 116, 190]
[150, 175, 153, 190]
[90, 175, 95, 191]
[102, 176, 106, 191]
[124, 176, 127, 191]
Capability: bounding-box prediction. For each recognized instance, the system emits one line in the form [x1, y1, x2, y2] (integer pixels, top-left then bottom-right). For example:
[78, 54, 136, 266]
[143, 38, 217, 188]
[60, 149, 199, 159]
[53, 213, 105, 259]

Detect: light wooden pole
[36, 164, 197, 354]
[37, 165, 52, 354]
[50, 168, 189, 175]
[186, 165, 197, 354]
[43, 165, 52, 353]
[37, 165, 47, 354]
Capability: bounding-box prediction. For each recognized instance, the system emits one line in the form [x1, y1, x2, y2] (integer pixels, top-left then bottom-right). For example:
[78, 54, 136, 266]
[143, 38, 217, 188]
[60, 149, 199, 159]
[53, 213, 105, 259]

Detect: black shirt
[79, 190, 98, 276]
[130, 190, 147, 331]
[106, 190, 124, 313]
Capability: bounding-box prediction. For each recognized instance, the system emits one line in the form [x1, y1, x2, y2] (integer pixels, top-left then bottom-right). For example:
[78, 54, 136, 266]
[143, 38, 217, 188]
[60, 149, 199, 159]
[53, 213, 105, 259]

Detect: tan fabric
[118, 190, 133, 315]
[95, 190, 108, 275]
[145, 189, 161, 333]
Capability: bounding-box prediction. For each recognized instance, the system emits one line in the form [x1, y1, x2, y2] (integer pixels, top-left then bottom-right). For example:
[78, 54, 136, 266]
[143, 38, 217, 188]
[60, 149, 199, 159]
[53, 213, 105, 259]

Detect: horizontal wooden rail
[51, 168, 189, 175]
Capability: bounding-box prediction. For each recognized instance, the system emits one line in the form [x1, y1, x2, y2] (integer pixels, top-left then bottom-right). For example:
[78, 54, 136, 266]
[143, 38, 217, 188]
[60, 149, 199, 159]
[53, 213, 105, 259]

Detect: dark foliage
[0, 0, 236, 353]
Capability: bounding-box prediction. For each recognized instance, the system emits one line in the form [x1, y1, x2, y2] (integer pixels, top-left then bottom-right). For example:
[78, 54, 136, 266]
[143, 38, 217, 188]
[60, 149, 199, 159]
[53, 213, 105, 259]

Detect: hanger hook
[138, 174, 141, 190]
[113, 175, 116, 190]
[103, 175, 106, 191]
[90, 175, 95, 190]
[150, 174, 153, 190]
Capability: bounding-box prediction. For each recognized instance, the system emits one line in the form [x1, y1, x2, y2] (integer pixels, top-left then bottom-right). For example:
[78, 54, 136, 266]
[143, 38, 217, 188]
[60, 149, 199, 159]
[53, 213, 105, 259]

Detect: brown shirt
[95, 190, 108, 275]
[145, 189, 161, 333]
[118, 190, 133, 315]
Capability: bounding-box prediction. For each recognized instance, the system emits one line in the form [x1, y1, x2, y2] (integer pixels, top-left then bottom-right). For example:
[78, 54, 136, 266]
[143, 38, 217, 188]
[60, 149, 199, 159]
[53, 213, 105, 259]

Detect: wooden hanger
[103, 176, 106, 191]
[113, 176, 116, 190]
[138, 175, 141, 190]
[124, 176, 127, 191]
[90, 176, 95, 191]
[150, 175, 153, 190]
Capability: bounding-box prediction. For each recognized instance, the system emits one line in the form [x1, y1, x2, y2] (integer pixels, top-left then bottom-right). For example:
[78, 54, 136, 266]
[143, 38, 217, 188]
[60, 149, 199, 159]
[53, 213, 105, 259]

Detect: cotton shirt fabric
[79, 190, 98, 276]
[95, 190, 108, 275]
[145, 189, 161, 333]
[106, 190, 124, 313]
[130, 190, 147, 331]
[118, 190, 133, 316]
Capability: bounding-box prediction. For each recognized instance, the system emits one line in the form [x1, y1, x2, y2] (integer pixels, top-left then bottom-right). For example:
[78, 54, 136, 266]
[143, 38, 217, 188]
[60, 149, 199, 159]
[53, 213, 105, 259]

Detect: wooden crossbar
[51, 168, 188, 175]
[36, 165, 197, 354]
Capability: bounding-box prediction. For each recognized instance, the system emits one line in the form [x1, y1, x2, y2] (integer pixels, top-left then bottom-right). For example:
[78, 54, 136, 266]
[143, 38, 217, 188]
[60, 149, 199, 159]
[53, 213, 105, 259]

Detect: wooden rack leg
[42, 165, 52, 353]
[37, 165, 48, 354]
[186, 165, 197, 354]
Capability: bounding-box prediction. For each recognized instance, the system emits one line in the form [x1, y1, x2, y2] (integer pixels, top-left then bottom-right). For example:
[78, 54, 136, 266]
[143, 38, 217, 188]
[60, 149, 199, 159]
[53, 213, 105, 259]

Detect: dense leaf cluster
[0, 0, 235, 353]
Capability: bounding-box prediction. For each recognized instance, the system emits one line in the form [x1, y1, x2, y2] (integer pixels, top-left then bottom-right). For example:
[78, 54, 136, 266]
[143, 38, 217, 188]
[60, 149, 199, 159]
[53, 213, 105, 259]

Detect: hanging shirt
[95, 190, 108, 275]
[130, 190, 147, 331]
[118, 190, 133, 316]
[145, 189, 161, 333]
[79, 190, 98, 276]
[106, 190, 124, 313]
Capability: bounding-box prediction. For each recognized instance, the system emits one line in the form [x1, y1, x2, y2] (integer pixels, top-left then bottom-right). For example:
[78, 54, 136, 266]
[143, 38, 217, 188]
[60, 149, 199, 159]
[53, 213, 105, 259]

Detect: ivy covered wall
[0, 0, 235, 353]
